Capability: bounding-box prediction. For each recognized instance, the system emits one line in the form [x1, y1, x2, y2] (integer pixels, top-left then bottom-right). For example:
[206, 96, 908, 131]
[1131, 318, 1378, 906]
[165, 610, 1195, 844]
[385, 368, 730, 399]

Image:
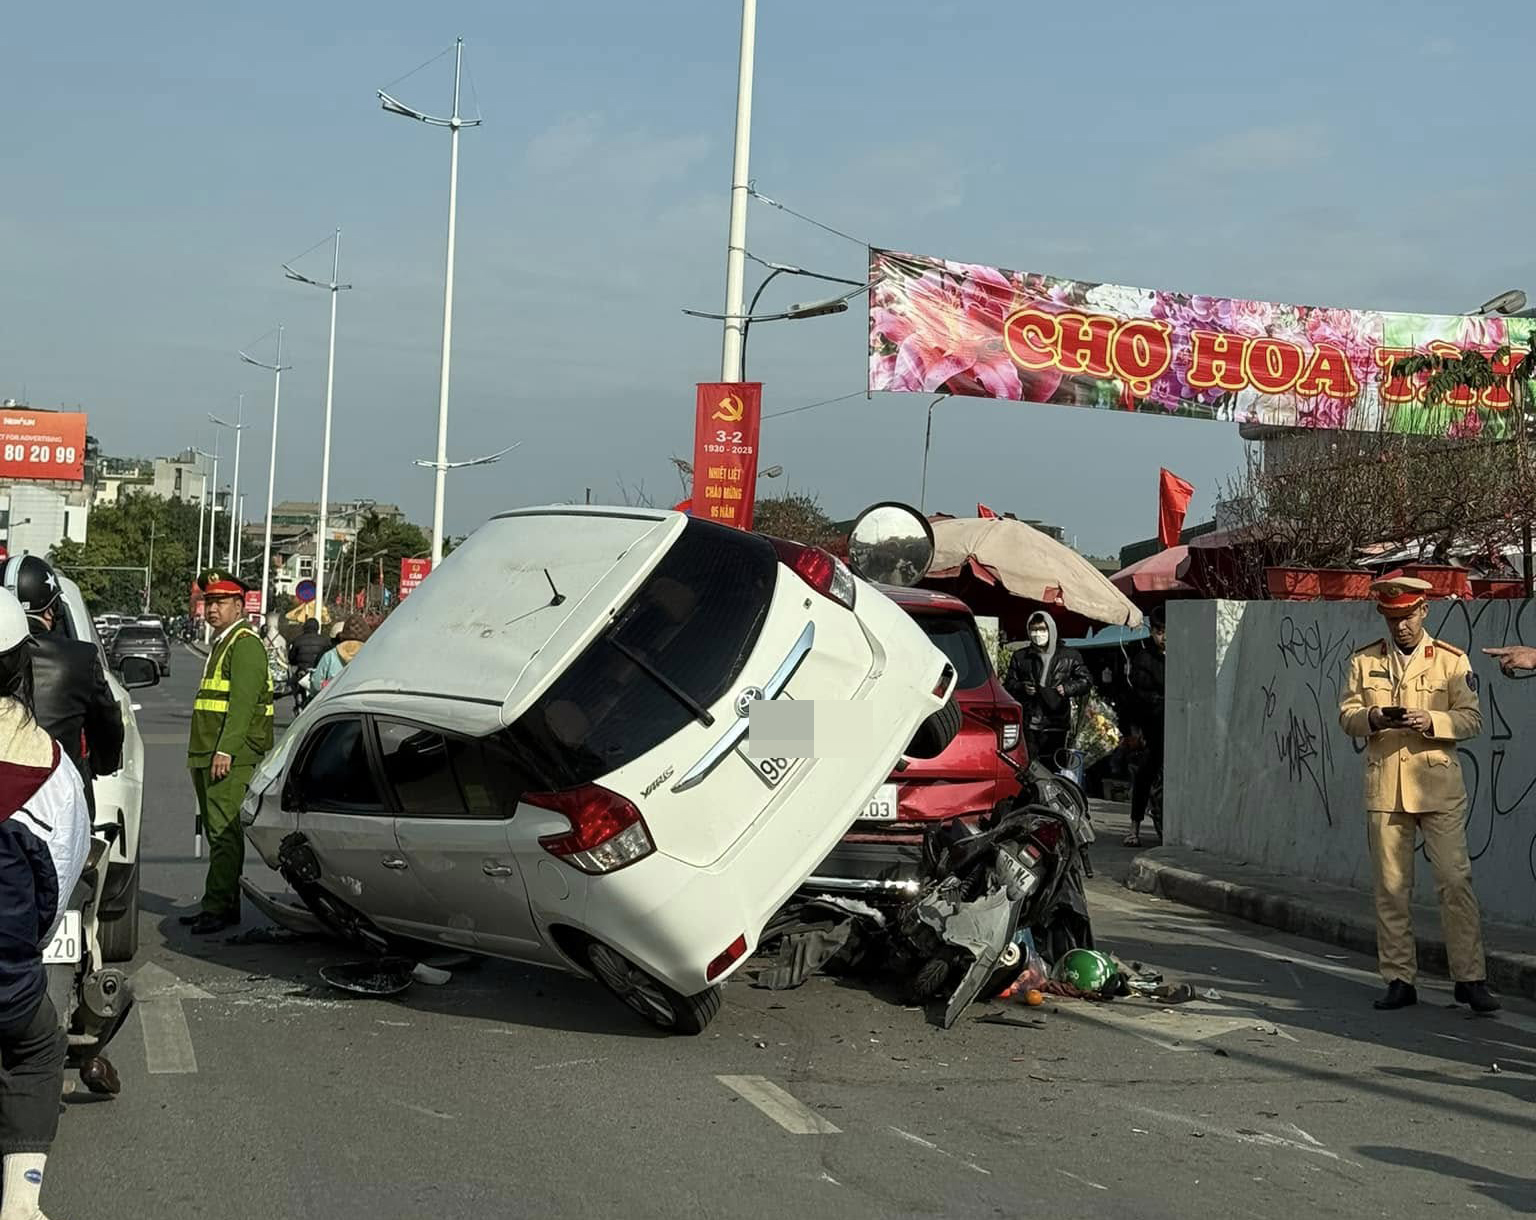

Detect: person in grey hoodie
[1003, 610, 1092, 770]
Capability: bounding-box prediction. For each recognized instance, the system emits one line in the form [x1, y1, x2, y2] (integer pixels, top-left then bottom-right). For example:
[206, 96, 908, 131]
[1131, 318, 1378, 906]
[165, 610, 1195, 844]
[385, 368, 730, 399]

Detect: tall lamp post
[240, 327, 291, 617]
[919, 395, 948, 514]
[191, 446, 215, 579]
[209, 397, 247, 569]
[719, 0, 757, 382]
[285, 228, 351, 621]
[379, 37, 483, 567]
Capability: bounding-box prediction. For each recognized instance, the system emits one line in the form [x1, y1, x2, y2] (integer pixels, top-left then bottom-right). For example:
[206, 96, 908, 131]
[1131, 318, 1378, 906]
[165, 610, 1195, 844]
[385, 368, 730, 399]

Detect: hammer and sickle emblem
[712, 393, 746, 423]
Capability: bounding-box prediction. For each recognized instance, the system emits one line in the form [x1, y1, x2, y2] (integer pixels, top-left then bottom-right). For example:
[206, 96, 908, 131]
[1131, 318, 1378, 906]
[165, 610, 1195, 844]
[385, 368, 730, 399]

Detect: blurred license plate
[861, 784, 900, 821]
[740, 751, 797, 788]
[44, 910, 81, 965]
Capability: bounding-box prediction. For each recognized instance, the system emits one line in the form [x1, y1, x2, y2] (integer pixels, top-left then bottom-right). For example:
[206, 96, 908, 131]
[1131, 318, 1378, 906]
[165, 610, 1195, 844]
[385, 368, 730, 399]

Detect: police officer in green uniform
[181, 569, 273, 934]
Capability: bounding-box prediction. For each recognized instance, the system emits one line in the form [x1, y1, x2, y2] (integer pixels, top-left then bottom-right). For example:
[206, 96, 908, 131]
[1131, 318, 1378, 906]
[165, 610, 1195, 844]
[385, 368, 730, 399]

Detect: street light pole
[209, 397, 247, 569]
[205, 440, 220, 571]
[379, 38, 483, 568]
[719, 0, 757, 383]
[284, 228, 352, 622]
[919, 395, 946, 514]
[240, 326, 292, 618]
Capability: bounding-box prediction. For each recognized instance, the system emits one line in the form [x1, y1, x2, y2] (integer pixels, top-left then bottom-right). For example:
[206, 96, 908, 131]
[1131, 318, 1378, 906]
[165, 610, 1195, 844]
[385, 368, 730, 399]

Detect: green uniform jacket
[188, 623, 274, 769]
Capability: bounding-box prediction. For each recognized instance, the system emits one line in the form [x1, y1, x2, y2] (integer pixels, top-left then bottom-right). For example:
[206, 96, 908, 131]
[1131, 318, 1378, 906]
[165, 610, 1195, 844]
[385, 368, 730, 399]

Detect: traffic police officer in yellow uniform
[1339, 574, 1499, 1013]
[182, 569, 273, 934]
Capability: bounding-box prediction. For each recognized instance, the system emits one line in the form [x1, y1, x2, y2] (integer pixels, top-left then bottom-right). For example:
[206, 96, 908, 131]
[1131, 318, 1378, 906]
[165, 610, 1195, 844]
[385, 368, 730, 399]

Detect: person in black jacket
[287, 618, 331, 672]
[1004, 610, 1092, 770]
[1126, 605, 1167, 846]
[3, 556, 123, 816]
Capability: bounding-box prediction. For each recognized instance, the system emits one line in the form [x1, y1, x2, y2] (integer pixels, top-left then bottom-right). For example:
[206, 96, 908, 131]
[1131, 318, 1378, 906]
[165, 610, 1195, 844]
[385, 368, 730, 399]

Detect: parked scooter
[888, 751, 1095, 1027]
[43, 826, 134, 1095]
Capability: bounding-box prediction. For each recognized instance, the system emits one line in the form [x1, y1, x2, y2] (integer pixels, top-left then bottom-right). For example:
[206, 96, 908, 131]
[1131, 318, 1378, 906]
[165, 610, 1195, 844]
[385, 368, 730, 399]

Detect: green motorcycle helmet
[1051, 948, 1115, 992]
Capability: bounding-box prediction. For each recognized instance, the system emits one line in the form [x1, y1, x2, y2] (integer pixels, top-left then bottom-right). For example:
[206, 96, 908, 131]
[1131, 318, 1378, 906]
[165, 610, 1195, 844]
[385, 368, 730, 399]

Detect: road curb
[1128, 848, 1536, 1001]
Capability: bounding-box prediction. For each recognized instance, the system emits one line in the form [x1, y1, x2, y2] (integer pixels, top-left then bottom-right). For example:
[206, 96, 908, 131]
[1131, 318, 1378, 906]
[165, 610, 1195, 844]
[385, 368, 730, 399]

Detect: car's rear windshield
[498, 519, 778, 789]
[914, 612, 992, 691]
[114, 627, 166, 644]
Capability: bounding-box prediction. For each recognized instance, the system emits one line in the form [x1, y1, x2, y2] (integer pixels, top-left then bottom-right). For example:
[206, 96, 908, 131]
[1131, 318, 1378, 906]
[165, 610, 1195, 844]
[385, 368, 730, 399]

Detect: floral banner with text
[868, 249, 1535, 438]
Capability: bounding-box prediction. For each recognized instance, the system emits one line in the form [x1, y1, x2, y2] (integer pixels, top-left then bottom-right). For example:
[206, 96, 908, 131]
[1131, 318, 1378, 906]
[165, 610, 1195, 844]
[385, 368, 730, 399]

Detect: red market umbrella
[1110, 546, 1196, 596]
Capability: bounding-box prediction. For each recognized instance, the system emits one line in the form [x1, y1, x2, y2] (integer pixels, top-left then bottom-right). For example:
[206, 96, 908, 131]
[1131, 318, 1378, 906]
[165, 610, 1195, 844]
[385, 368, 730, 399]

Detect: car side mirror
[118, 656, 160, 690]
[846, 501, 936, 588]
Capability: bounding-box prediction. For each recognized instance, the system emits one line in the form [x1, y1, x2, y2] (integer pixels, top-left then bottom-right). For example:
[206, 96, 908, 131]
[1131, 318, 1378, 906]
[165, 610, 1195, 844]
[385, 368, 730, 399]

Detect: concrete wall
[1167, 598, 1536, 928]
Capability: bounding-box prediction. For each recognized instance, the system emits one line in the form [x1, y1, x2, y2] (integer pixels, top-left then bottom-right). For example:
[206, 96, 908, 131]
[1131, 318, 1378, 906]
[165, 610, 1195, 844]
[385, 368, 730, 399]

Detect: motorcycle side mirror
[846, 501, 935, 588]
[118, 656, 160, 690]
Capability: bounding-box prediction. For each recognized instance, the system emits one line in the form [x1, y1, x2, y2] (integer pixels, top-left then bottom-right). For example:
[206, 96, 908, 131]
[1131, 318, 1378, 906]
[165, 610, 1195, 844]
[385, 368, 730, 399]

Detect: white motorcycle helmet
[0, 587, 34, 654]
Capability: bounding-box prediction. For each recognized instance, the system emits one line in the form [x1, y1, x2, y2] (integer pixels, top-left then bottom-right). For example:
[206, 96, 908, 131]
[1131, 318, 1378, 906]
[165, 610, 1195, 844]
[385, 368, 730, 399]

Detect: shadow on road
[1357, 1146, 1536, 1213]
[136, 886, 666, 1040]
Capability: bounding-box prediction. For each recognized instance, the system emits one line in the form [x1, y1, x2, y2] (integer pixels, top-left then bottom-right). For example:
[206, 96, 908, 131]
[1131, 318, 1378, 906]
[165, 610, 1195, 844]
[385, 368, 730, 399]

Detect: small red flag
[1158, 469, 1195, 548]
[977, 503, 999, 519]
[673, 499, 692, 514]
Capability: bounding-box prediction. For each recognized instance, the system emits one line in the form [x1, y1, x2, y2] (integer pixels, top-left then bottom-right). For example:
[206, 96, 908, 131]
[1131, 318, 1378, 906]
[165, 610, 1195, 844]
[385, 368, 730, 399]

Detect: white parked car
[56, 576, 149, 961]
[242, 505, 958, 1032]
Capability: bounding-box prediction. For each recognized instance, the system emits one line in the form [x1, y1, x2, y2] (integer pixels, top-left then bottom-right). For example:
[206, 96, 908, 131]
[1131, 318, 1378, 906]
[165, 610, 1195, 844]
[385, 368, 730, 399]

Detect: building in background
[272, 500, 405, 567]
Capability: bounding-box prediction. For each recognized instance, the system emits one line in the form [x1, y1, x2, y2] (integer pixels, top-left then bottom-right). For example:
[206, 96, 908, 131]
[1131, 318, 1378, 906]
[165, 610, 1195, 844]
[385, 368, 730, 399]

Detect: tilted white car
[242, 505, 958, 1032]
[55, 575, 148, 961]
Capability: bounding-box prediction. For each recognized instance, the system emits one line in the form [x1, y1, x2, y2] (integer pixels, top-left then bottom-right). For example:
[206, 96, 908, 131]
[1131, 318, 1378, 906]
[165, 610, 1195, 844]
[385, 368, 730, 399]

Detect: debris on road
[319, 958, 416, 996]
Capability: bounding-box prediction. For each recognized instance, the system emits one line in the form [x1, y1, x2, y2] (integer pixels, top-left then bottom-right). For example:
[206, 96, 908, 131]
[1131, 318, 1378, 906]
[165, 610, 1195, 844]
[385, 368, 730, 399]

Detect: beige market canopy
[928, 516, 1143, 629]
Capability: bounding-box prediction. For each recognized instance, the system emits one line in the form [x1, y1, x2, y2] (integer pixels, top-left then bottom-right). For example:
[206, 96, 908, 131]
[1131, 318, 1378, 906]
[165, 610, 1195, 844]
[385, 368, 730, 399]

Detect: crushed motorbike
[884, 750, 1095, 1027]
[44, 826, 134, 1096]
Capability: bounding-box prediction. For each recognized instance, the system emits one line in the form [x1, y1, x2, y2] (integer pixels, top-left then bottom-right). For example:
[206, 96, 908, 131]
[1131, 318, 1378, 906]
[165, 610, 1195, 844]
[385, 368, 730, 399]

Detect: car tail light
[706, 933, 748, 981]
[996, 703, 1022, 752]
[528, 784, 655, 874]
[768, 537, 856, 610]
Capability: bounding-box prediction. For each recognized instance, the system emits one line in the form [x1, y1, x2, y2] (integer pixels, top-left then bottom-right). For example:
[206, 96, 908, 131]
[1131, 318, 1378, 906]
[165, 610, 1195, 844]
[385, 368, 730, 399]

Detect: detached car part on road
[241, 504, 959, 1033]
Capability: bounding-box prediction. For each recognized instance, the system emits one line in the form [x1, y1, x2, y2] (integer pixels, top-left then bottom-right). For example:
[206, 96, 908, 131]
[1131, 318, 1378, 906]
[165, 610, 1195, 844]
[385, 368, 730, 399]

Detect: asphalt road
[44, 649, 1536, 1218]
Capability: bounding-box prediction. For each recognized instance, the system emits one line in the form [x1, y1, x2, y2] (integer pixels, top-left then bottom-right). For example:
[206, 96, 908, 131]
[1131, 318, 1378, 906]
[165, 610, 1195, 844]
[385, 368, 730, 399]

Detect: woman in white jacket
[0, 587, 88, 1220]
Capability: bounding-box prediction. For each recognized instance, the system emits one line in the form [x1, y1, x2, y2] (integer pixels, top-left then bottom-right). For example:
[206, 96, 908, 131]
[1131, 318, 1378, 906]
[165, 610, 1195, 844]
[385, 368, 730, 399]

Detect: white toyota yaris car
[242, 504, 958, 1032]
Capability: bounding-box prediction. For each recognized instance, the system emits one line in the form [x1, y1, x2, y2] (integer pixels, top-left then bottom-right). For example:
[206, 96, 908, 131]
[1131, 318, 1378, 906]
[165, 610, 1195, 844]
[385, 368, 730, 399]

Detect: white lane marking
[132, 962, 211, 1075]
[533, 1057, 608, 1071]
[393, 1100, 456, 1121]
[1132, 1106, 1362, 1168]
[717, 1075, 840, 1135]
[1057, 1168, 1108, 1191]
[887, 1127, 991, 1176]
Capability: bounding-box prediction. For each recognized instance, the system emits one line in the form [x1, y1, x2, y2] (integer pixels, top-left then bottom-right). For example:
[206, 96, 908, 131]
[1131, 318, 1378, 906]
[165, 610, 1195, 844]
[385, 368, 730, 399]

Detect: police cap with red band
[1369, 572, 1433, 618]
[197, 567, 250, 597]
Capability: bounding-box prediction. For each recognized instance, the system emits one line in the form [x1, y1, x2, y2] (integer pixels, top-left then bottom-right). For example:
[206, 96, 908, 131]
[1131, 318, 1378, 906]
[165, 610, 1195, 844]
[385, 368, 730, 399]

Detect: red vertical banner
[399, 557, 431, 599]
[691, 382, 763, 531]
[1157, 468, 1196, 548]
[977, 503, 999, 519]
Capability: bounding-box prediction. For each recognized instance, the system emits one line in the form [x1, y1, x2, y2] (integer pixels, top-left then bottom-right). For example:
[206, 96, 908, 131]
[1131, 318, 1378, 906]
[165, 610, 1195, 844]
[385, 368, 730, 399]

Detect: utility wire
[765, 390, 866, 420]
[380, 44, 455, 94]
[748, 186, 871, 251]
[283, 231, 336, 270]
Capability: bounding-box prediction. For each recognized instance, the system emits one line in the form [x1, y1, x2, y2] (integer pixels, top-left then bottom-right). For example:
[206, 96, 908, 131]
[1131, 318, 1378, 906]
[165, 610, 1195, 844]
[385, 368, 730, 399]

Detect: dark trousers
[1131, 732, 1163, 833]
[1027, 727, 1070, 771]
[0, 992, 64, 1155]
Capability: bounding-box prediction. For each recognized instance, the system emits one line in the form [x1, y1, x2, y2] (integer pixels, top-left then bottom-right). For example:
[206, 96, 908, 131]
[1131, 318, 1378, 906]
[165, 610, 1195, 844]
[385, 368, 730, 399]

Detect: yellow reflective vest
[188, 623, 274, 768]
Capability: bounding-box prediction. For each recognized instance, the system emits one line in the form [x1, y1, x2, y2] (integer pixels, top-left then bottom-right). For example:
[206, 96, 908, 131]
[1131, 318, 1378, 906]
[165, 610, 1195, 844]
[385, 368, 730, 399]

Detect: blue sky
[3, 1, 1531, 555]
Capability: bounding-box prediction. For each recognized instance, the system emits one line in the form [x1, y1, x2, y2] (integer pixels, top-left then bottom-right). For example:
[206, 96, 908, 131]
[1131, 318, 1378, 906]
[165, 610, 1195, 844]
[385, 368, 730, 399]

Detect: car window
[915, 613, 992, 691]
[114, 627, 165, 644]
[294, 719, 384, 812]
[377, 719, 516, 817]
[502, 520, 777, 789]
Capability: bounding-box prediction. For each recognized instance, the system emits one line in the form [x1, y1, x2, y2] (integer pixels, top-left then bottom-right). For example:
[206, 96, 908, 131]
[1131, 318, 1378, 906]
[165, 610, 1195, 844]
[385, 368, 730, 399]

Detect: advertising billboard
[0, 411, 88, 481]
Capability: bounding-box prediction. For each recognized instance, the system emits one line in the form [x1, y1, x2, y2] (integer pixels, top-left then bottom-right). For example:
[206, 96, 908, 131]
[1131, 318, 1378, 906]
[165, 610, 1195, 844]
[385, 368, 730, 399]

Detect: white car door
[378, 718, 542, 958]
[288, 715, 444, 941]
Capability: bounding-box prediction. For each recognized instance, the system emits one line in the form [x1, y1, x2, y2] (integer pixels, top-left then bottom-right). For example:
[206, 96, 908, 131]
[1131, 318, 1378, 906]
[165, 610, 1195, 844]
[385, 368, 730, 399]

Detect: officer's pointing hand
[1483, 645, 1536, 675]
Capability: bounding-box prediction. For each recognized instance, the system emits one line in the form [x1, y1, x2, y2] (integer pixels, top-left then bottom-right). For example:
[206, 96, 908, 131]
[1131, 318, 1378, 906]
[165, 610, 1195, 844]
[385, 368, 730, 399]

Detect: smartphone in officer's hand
[1381, 706, 1409, 724]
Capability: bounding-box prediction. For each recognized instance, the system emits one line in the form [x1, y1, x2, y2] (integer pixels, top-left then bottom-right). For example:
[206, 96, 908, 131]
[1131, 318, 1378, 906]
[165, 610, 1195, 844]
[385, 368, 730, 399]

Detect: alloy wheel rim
[589, 943, 677, 1027]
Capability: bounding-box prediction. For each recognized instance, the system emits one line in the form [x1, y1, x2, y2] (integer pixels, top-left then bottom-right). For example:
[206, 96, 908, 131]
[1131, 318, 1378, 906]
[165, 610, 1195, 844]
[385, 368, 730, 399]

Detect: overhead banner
[868, 250, 1536, 437]
[691, 382, 762, 530]
[0, 411, 88, 481]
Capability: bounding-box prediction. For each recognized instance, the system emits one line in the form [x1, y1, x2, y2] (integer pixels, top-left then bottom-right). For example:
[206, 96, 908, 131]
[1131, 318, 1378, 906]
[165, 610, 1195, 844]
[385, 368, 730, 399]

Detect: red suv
[806, 586, 1026, 899]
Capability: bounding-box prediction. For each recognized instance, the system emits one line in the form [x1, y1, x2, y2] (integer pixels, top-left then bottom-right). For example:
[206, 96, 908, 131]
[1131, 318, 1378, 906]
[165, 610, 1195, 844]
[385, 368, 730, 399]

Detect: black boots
[1454, 981, 1502, 1014]
[1374, 979, 1418, 1009]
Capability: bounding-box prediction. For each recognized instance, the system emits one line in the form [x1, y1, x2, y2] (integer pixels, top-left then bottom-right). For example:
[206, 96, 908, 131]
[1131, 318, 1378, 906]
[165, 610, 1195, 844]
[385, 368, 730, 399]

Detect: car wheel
[99, 869, 139, 963]
[585, 941, 721, 1035]
[905, 696, 962, 760]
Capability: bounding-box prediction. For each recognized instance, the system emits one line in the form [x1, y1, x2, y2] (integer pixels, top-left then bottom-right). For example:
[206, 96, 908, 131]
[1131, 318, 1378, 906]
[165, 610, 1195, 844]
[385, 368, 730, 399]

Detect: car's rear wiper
[604, 636, 715, 728]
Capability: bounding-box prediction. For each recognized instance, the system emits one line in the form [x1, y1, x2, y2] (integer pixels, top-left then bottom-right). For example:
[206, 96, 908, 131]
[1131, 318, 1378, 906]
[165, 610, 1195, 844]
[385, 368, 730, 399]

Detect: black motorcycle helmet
[2, 554, 62, 619]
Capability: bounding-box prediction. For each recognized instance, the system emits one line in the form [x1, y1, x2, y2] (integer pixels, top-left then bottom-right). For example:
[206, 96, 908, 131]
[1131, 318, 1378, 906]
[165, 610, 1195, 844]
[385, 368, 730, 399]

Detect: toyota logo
[734, 687, 764, 718]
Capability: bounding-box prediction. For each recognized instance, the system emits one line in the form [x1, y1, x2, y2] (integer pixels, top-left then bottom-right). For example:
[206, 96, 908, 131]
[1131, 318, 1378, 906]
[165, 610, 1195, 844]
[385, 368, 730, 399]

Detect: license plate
[861, 784, 900, 821]
[44, 910, 82, 965]
[740, 750, 797, 788]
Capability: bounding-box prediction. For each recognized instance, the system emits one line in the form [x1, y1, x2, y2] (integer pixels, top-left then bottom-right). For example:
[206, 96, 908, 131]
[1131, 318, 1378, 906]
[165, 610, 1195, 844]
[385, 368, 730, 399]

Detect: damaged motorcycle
[881, 749, 1095, 1027]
